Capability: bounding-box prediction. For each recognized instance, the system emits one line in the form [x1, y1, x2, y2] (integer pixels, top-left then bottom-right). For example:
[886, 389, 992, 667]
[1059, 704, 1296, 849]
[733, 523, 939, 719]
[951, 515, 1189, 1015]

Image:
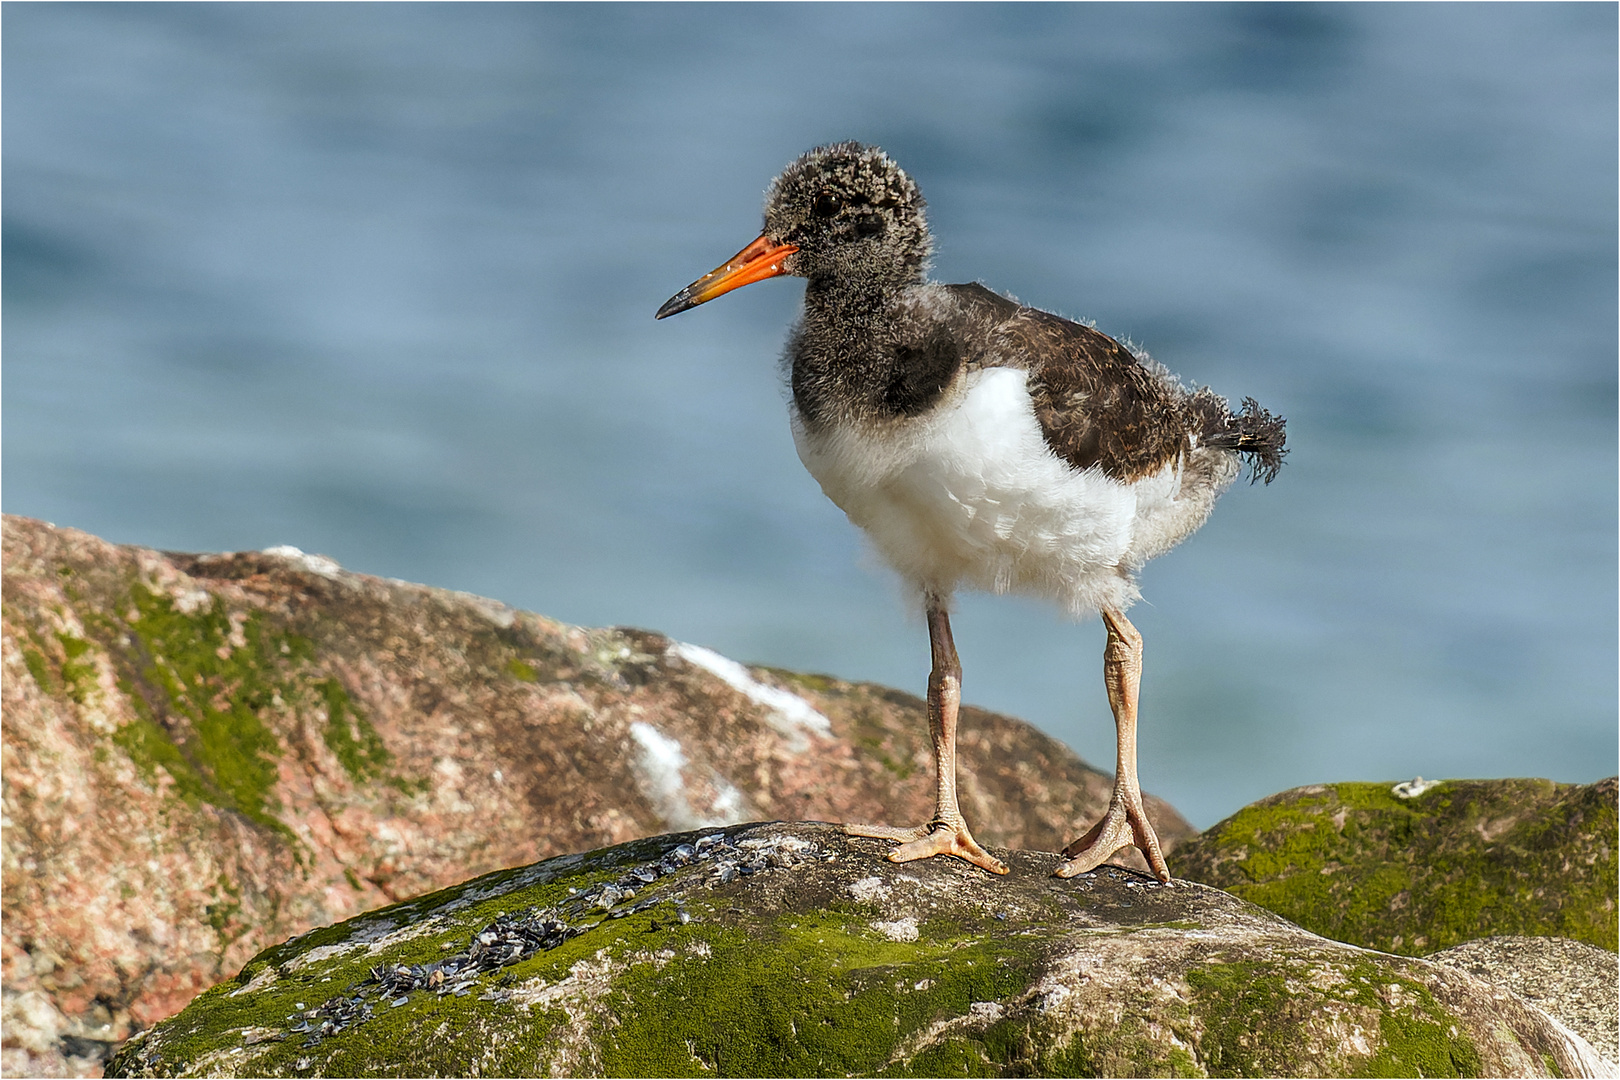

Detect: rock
[1, 515, 1190, 1076]
[104, 822, 1608, 1078]
[1426, 936, 1619, 1067]
[1172, 778, 1618, 955]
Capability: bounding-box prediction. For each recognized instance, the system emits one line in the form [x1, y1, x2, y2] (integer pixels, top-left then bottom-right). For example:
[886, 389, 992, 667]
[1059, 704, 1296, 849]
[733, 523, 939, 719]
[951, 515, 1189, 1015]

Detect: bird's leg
[845, 597, 1009, 875]
[1054, 608, 1172, 883]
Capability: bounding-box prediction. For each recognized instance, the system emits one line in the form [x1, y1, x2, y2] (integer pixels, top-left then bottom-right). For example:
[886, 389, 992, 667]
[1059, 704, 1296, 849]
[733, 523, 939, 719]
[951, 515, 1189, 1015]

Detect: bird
[655, 142, 1284, 882]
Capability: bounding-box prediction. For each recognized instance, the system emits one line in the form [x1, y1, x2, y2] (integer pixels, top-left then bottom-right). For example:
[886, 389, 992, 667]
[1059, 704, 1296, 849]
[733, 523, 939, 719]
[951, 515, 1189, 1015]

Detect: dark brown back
[947, 284, 1189, 483]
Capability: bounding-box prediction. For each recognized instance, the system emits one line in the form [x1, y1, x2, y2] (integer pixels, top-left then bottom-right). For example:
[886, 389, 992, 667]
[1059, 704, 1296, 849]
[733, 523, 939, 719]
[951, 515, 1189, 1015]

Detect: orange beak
[655, 234, 799, 319]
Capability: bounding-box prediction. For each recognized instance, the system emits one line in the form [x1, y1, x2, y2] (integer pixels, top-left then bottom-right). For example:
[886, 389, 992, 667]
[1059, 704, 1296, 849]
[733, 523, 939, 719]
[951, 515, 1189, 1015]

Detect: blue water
[5, 4, 1615, 827]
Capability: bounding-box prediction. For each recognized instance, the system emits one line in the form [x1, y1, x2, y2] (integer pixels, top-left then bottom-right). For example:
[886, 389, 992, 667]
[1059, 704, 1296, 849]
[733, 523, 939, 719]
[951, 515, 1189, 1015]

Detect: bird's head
[656, 142, 931, 320]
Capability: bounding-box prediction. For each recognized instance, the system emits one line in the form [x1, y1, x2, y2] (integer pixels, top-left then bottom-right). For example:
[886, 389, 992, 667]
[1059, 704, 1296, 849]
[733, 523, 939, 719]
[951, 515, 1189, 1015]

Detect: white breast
[792, 366, 1156, 616]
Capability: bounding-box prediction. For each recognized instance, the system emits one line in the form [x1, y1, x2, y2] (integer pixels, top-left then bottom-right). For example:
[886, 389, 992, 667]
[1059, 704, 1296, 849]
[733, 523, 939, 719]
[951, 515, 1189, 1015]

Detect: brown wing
[945, 284, 1189, 483]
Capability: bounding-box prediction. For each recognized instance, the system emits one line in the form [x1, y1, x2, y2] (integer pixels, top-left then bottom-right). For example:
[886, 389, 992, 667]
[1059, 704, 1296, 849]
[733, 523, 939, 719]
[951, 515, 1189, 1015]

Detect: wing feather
[944, 284, 1188, 482]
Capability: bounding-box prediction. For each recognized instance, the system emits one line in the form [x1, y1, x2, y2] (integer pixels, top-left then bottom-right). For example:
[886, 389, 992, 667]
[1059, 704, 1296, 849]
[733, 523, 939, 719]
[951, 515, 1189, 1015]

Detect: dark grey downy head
[656, 142, 931, 319]
[764, 142, 932, 291]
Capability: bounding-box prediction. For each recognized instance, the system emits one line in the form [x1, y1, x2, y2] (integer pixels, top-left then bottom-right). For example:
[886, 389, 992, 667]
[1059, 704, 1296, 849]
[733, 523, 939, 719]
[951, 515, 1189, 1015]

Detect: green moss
[761, 667, 836, 693]
[859, 737, 917, 780]
[1009, 988, 1200, 1078]
[891, 1037, 1000, 1077]
[1364, 1008, 1482, 1079]
[601, 915, 1035, 1078]
[319, 679, 391, 784]
[1185, 959, 1480, 1078]
[21, 643, 55, 693]
[505, 657, 539, 682]
[111, 586, 294, 839]
[95, 585, 426, 831]
[17, 621, 69, 696]
[55, 631, 99, 703]
[1175, 781, 1619, 954]
[205, 874, 247, 952]
[112, 710, 215, 806]
[1165, 1046, 1200, 1077]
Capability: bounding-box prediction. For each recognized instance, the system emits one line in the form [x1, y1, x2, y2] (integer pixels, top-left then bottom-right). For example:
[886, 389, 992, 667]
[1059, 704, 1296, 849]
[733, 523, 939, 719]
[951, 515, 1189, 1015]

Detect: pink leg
[845, 596, 1008, 875]
[1054, 608, 1171, 883]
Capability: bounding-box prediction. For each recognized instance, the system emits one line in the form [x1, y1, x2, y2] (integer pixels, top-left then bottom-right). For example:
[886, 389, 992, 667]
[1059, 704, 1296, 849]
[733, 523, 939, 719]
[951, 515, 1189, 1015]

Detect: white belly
[792, 367, 1168, 615]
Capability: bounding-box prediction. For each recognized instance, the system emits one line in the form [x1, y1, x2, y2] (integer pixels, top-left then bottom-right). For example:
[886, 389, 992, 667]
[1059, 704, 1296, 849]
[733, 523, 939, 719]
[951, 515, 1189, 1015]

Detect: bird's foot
[1054, 795, 1171, 883]
[844, 820, 1010, 875]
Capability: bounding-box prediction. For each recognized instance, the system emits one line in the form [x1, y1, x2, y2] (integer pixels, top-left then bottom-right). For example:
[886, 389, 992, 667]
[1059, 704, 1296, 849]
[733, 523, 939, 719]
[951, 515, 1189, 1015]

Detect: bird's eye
[812, 192, 842, 218]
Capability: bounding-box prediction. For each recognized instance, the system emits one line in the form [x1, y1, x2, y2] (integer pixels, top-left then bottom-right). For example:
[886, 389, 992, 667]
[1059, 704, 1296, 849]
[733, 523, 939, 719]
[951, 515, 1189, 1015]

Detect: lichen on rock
[105, 823, 1605, 1079]
[1426, 935, 1619, 1067]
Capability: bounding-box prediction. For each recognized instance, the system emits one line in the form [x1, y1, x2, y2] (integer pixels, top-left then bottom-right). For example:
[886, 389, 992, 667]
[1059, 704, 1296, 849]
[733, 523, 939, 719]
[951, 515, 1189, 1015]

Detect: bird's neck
[789, 280, 956, 430]
[804, 275, 898, 322]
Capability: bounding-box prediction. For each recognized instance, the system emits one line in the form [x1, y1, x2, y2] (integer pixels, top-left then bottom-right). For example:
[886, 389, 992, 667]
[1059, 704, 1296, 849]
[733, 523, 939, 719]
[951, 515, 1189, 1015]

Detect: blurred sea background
[4, 3, 1614, 828]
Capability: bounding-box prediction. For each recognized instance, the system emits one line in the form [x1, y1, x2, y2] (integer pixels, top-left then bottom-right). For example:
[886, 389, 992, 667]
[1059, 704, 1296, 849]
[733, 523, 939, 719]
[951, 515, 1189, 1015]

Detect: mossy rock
[3, 513, 1196, 1075]
[106, 823, 1602, 1078]
[1172, 778, 1618, 955]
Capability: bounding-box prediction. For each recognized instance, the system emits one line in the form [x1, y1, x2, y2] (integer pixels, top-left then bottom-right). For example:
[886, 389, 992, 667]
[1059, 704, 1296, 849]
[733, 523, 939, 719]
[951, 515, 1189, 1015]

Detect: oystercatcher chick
[656, 142, 1285, 882]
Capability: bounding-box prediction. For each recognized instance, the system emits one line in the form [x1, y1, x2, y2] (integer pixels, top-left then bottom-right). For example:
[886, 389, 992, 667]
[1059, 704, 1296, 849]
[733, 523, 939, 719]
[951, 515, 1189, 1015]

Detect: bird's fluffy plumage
[763, 143, 1284, 620]
[789, 274, 1256, 616]
[656, 140, 1285, 881]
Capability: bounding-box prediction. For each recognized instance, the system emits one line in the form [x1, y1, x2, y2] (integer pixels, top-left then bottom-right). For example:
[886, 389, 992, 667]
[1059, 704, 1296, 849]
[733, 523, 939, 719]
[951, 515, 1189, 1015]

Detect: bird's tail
[1190, 392, 1287, 484]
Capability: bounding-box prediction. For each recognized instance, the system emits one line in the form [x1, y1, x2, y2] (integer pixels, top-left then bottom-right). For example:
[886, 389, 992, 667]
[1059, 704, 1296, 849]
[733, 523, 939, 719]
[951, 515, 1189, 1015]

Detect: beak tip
[654, 296, 691, 320]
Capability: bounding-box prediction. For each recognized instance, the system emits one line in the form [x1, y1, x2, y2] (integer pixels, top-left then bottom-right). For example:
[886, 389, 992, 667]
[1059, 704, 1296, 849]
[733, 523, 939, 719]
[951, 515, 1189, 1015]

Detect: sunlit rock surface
[1426, 936, 1618, 1066]
[1, 515, 1188, 1077]
[105, 822, 1607, 1079]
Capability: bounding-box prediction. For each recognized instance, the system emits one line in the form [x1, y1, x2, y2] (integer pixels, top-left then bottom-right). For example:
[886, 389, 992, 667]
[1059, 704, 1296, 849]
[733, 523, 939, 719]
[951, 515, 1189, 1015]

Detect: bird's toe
[1056, 800, 1171, 883]
[889, 825, 1010, 875]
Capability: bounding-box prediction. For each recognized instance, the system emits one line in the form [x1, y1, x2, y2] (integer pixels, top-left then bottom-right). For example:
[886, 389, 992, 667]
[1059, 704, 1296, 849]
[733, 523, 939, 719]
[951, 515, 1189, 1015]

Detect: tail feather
[1191, 392, 1287, 485]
